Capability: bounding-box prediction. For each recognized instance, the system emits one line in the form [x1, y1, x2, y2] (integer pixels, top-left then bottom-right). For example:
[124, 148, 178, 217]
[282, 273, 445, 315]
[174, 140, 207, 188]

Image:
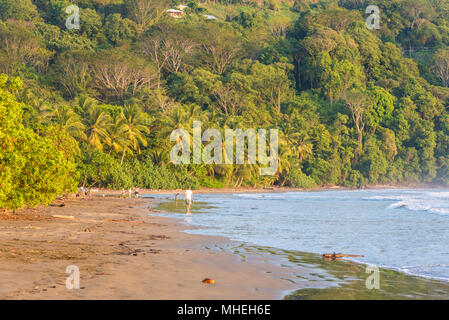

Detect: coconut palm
[295, 135, 313, 161]
[105, 113, 130, 156]
[27, 99, 52, 129]
[276, 134, 292, 186]
[120, 104, 150, 164]
[83, 106, 111, 151]
[161, 104, 190, 132]
[232, 163, 259, 187]
[50, 105, 86, 140]
[149, 149, 169, 167]
[77, 95, 97, 111]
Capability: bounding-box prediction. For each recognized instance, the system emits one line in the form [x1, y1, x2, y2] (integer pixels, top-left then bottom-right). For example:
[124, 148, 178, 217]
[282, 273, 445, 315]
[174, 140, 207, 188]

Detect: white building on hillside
[166, 9, 183, 18]
[203, 14, 217, 20]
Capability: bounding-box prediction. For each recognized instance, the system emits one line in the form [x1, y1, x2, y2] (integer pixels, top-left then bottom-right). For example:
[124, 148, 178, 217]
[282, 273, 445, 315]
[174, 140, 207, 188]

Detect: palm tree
[149, 149, 169, 167]
[161, 104, 190, 132]
[277, 136, 292, 186]
[50, 105, 86, 140]
[77, 95, 96, 111]
[105, 113, 129, 156]
[120, 104, 150, 164]
[25, 99, 52, 131]
[295, 136, 313, 161]
[83, 106, 111, 151]
[185, 104, 208, 126]
[232, 163, 259, 187]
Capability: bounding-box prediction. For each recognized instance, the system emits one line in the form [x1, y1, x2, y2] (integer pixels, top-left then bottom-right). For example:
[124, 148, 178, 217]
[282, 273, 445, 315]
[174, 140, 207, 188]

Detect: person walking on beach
[184, 187, 193, 214]
[134, 187, 140, 198]
[128, 188, 132, 198]
[77, 186, 84, 198]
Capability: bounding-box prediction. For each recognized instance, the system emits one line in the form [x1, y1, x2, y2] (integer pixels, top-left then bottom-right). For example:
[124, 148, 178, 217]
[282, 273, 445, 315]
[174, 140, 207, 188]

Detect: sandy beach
[0, 194, 299, 300]
[2, 189, 449, 300]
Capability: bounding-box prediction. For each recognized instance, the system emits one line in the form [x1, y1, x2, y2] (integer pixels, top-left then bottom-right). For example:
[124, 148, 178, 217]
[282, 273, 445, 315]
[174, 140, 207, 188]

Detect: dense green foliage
[1, 0, 449, 209]
[0, 75, 77, 210]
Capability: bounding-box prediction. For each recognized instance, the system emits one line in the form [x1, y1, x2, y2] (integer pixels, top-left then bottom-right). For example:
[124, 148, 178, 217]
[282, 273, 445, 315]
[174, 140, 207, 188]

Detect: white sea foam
[425, 191, 449, 199]
[398, 264, 449, 282]
[234, 194, 266, 199]
[155, 189, 449, 282]
[364, 195, 408, 201]
[366, 191, 449, 216]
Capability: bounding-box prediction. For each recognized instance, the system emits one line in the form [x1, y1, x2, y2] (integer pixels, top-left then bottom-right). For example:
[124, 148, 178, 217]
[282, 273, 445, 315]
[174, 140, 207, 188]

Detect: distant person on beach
[81, 185, 88, 197]
[184, 187, 193, 213]
[128, 188, 132, 198]
[134, 187, 139, 198]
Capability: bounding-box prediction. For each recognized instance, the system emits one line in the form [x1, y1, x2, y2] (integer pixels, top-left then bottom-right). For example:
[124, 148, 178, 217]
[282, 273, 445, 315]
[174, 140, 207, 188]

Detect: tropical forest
[1, 0, 449, 210]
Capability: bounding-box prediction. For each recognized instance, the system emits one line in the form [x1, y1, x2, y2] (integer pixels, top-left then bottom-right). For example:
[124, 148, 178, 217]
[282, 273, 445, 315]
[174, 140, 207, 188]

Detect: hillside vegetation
[1, 0, 449, 209]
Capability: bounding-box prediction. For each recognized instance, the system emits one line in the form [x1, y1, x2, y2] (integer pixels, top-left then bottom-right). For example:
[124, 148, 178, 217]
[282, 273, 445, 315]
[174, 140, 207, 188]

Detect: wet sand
[2, 191, 449, 300]
[0, 195, 298, 299]
[154, 197, 449, 300]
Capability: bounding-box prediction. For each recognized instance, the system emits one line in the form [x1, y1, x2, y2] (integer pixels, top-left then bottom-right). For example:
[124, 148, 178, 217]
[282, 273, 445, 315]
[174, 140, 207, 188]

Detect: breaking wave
[365, 191, 449, 216]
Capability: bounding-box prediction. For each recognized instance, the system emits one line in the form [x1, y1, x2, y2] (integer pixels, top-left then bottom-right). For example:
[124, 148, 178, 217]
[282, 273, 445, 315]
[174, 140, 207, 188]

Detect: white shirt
[185, 190, 192, 200]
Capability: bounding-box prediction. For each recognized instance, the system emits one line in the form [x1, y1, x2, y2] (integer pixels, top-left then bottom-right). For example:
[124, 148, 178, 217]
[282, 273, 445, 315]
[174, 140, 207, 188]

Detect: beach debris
[104, 218, 144, 223]
[202, 278, 215, 284]
[51, 215, 75, 220]
[50, 203, 65, 207]
[322, 253, 364, 260]
[148, 234, 170, 240]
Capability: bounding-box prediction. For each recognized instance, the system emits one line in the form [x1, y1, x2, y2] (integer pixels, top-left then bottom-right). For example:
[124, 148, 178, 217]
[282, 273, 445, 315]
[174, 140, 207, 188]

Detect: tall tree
[345, 90, 371, 151]
[120, 104, 149, 164]
[126, 0, 167, 34]
[105, 113, 129, 156]
[53, 51, 91, 98]
[90, 51, 157, 102]
[433, 49, 449, 87]
[83, 106, 111, 151]
[49, 105, 86, 140]
[200, 24, 242, 75]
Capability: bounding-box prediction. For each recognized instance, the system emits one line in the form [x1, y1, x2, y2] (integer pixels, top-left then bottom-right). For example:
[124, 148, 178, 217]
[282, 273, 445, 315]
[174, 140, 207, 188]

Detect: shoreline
[85, 183, 449, 199]
[1, 189, 449, 299]
[0, 195, 299, 299]
[151, 195, 449, 300]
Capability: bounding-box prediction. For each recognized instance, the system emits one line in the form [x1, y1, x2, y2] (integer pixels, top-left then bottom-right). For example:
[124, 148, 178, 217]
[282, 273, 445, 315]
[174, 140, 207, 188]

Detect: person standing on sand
[184, 187, 193, 213]
[128, 188, 132, 198]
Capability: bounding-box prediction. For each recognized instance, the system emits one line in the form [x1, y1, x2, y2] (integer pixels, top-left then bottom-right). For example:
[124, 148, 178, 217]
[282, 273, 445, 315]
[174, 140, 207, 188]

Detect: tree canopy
[1, 0, 449, 209]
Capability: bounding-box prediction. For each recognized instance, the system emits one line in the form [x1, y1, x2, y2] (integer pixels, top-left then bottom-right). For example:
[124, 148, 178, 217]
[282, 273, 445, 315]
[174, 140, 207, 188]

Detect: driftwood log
[322, 253, 364, 260]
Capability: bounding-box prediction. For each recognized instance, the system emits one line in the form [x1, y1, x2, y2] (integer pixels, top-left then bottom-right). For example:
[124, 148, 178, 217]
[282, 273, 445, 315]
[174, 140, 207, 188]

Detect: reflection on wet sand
[154, 198, 449, 300]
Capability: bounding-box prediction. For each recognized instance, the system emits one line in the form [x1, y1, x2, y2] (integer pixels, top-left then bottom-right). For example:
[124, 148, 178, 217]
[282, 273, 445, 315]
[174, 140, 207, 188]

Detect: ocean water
[150, 189, 449, 282]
